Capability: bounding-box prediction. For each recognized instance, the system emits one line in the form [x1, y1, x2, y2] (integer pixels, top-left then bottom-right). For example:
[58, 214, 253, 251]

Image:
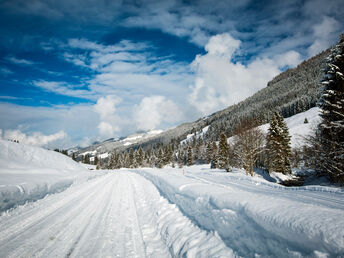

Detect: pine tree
[177, 149, 184, 168]
[108, 152, 116, 169]
[317, 34, 344, 183]
[266, 112, 291, 174]
[187, 146, 194, 166]
[206, 142, 213, 163]
[128, 148, 134, 168]
[137, 147, 144, 167]
[210, 141, 218, 169]
[217, 132, 229, 171]
[277, 114, 292, 174]
[157, 148, 164, 168]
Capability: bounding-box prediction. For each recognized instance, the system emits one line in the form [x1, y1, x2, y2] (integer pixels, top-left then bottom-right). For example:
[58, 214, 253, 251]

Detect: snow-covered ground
[134, 165, 344, 257]
[1, 139, 343, 257]
[0, 139, 99, 212]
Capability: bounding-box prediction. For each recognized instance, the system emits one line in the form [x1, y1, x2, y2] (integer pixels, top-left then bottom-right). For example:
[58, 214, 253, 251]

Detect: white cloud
[5, 56, 36, 66]
[134, 96, 183, 131]
[308, 16, 340, 57]
[205, 33, 241, 58]
[188, 33, 302, 115]
[1, 129, 67, 147]
[94, 95, 122, 138]
[32, 80, 93, 99]
[0, 102, 100, 149]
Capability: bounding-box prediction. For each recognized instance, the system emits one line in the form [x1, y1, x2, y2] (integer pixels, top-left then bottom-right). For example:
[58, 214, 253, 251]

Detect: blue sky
[0, 0, 343, 149]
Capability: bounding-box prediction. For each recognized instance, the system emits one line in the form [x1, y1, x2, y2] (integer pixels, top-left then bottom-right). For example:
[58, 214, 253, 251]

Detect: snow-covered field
[1, 139, 344, 257]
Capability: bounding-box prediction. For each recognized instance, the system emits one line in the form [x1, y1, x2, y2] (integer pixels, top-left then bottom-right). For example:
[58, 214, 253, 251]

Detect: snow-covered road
[0, 172, 233, 258]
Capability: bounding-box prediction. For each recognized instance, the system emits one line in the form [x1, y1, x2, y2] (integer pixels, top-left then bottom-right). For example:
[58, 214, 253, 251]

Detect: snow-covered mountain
[76, 130, 164, 159]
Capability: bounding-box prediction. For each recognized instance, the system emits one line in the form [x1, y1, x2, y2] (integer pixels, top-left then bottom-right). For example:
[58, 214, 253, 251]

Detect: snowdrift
[134, 165, 344, 257]
[0, 139, 97, 212]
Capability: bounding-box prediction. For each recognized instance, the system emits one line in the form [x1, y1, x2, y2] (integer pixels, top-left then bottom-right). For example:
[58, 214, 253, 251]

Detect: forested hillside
[75, 47, 330, 163]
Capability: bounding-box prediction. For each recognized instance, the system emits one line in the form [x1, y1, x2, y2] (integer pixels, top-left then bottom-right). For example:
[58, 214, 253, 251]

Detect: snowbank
[134, 165, 344, 257]
[0, 139, 100, 212]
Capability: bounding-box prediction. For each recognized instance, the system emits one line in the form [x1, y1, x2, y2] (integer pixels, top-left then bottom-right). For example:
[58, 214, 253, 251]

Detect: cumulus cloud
[94, 95, 122, 138]
[188, 33, 302, 115]
[1, 129, 67, 147]
[134, 96, 183, 131]
[308, 16, 340, 57]
[0, 102, 100, 149]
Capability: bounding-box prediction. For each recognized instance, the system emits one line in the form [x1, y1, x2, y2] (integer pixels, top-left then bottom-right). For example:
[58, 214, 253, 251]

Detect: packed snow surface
[0, 140, 97, 212]
[0, 172, 233, 257]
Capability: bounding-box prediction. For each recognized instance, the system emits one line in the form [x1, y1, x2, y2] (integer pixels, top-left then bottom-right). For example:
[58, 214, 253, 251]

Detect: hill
[75, 48, 329, 162]
[0, 139, 98, 212]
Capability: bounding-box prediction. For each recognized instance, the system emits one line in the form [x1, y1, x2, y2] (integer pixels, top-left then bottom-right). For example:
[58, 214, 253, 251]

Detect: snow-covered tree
[266, 112, 291, 174]
[156, 148, 164, 168]
[187, 146, 194, 166]
[217, 132, 229, 171]
[317, 34, 344, 183]
[210, 141, 217, 169]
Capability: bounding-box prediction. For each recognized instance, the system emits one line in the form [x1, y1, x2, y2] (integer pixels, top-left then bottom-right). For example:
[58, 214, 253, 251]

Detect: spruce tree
[137, 147, 144, 167]
[266, 112, 291, 174]
[211, 141, 218, 169]
[157, 148, 164, 168]
[317, 34, 344, 183]
[206, 142, 212, 163]
[128, 148, 134, 168]
[277, 114, 292, 174]
[187, 146, 194, 166]
[217, 132, 229, 171]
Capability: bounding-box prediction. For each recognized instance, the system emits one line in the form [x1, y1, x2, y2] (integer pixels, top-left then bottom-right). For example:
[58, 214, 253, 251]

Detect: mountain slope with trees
[76, 46, 330, 163]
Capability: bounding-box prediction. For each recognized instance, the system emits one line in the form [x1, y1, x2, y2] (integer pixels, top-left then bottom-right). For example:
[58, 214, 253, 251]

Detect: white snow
[0, 171, 234, 257]
[181, 125, 209, 144]
[121, 130, 164, 147]
[259, 107, 321, 148]
[1, 134, 344, 257]
[134, 165, 344, 257]
[98, 152, 109, 159]
[79, 150, 97, 156]
[0, 139, 98, 212]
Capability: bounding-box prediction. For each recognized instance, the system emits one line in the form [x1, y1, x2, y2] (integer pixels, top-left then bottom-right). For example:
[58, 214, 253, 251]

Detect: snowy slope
[181, 107, 321, 149]
[0, 139, 98, 212]
[134, 165, 344, 257]
[259, 107, 321, 148]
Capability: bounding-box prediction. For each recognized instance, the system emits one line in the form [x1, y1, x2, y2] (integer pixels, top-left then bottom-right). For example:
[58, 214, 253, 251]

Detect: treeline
[101, 112, 292, 178]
